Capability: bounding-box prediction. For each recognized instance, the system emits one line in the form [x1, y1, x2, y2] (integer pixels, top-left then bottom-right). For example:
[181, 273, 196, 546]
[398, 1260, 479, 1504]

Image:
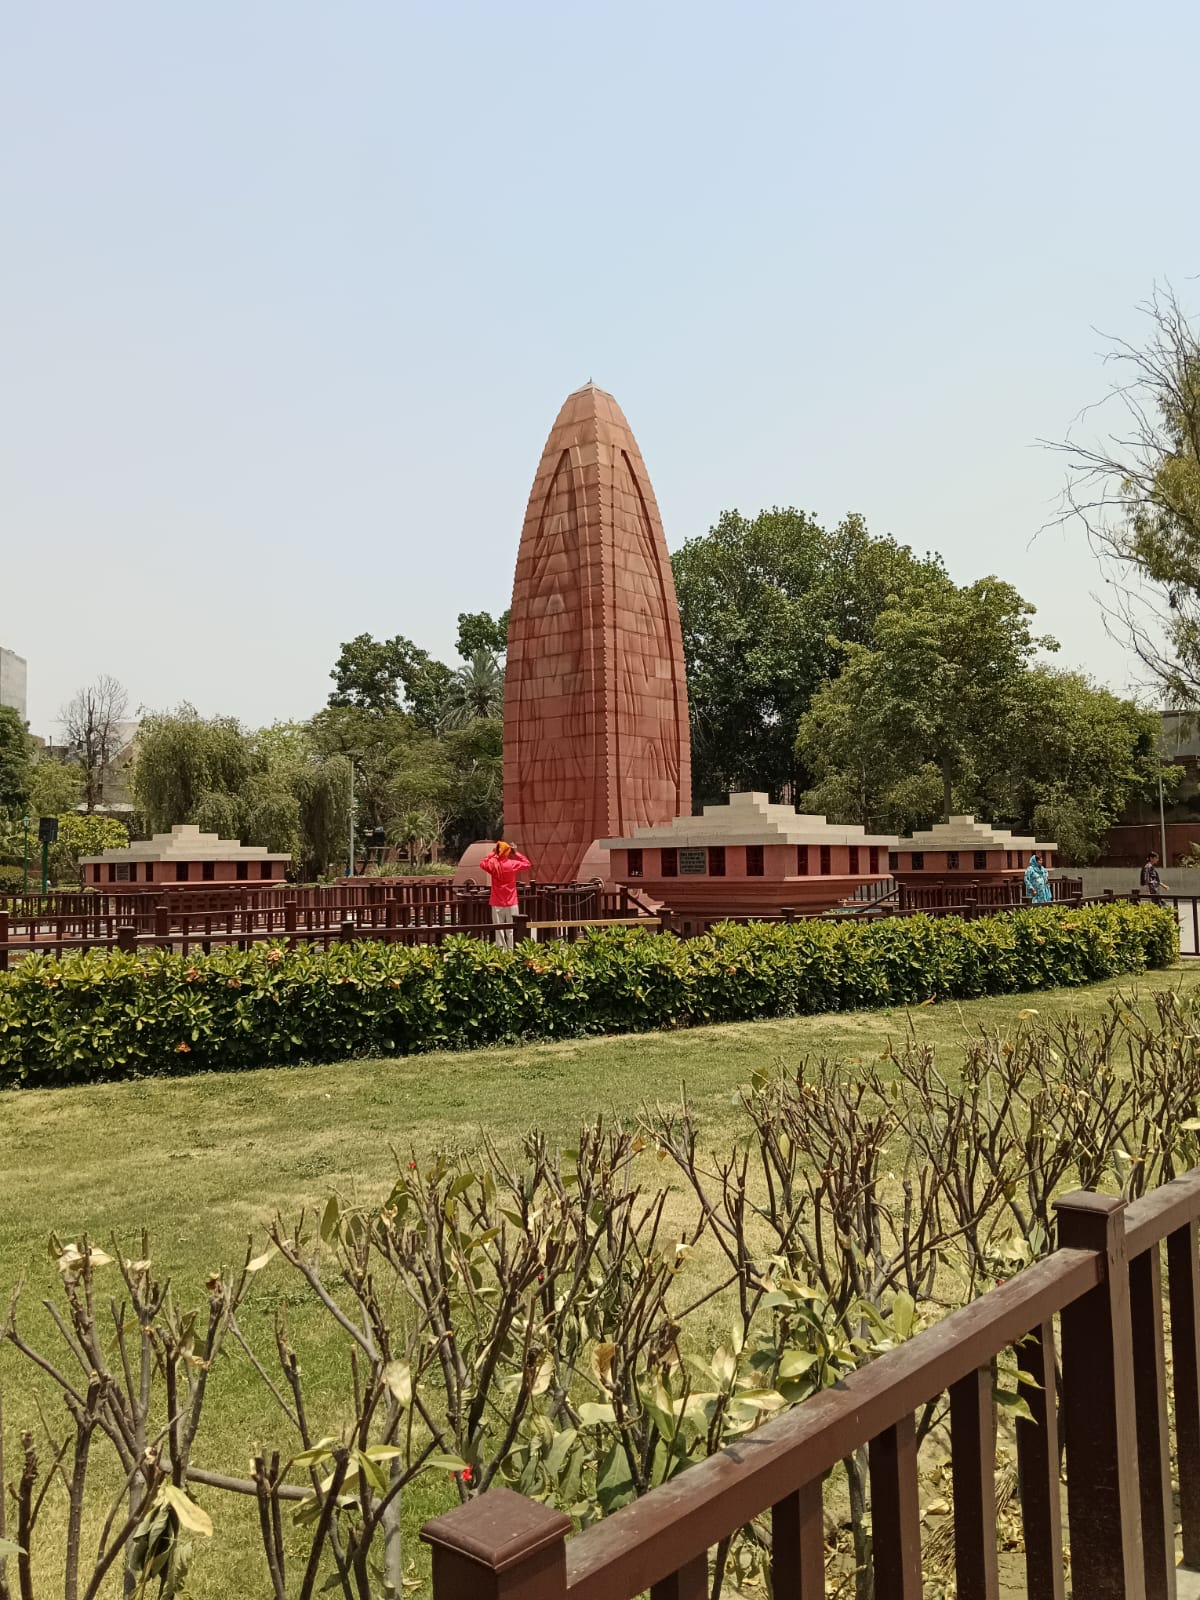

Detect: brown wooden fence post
[1128, 1244, 1175, 1600]
[116, 925, 138, 954]
[1169, 1218, 1200, 1572]
[512, 914, 529, 946]
[0, 909, 8, 972]
[422, 1487, 570, 1600]
[155, 904, 170, 939]
[949, 1366, 1000, 1600]
[1015, 1319, 1065, 1600]
[868, 1414, 922, 1600]
[1054, 1191, 1144, 1600]
[339, 919, 356, 943]
[771, 1480, 824, 1598]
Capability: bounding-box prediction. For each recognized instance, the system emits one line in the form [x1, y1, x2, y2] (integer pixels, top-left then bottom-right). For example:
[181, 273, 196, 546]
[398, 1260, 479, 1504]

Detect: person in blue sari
[1024, 852, 1052, 905]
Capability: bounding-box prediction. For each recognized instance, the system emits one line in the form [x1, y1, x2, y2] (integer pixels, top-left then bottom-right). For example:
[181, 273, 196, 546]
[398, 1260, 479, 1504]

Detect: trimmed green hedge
[0, 902, 1178, 1088]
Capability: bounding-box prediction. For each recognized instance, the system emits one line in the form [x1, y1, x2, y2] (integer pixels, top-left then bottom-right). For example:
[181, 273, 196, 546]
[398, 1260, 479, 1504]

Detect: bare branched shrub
[5, 994, 1200, 1600]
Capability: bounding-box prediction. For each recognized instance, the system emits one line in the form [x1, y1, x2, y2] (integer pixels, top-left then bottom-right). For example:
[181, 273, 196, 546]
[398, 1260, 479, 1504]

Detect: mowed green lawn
[2, 964, 1198, 1596]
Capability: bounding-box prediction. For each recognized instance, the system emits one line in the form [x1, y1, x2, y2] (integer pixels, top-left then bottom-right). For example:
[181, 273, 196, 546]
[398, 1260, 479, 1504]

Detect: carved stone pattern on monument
[504, 385, 691, 883]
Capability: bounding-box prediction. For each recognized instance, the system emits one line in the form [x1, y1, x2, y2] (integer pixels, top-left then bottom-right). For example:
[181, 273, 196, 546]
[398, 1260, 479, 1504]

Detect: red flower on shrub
[185, 966, 201, 982]
[456, 1466, 473, 1485]
[266, 948, 284, 964]
[408, 1160, 417, 1170]
[175, 1041, 191, 1054]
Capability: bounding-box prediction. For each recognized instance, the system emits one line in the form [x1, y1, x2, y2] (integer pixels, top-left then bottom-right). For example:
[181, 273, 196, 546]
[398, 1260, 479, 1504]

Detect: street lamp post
[22, 815, 30, 894]
[1160, 771, 1168, 869]
[348, 760, 356, 879]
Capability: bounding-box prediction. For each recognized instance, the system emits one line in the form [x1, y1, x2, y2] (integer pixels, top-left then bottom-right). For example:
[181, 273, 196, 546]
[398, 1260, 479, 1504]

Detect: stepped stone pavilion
[602, 792, 897, 920]
[81, 824, 290, 890]
[501, 384, 691, 884]
[891, 816, 1057, 890]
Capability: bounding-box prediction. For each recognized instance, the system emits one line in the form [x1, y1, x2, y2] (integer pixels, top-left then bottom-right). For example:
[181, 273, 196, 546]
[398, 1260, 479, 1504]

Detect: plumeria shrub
[5, 993, 1200, 1599]
[0, 901, 1177, 1088]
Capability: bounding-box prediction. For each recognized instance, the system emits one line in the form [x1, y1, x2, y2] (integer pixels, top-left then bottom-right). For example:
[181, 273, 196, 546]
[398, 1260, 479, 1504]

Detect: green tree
[28, 756, 83, 819]
[0, 706, 31, 814]
[979, 668, 1167, 863]
[798, 579, 1057, 826]
[455, 610, 510, 658]
[133, 708, 350, 878]
[440, 650, 505, 730]
[442, 717, 504, 854]
[672, 509, 946, 803]
[294, 754, 351, 879]
[309, 704, 414, 835]
[328, 633, 452, 730]
[50, 813, 128, 886]
[1051, 285, 1200, 704]
[132, 707, 254, 833]
[798, 611, 1165, 859]
[392, 808, 440, 867]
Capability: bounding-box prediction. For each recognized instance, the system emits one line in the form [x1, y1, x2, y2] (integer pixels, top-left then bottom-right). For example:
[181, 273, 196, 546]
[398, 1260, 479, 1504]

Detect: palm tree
[394, 809, 439, 866]
[439, 650, 505, 731]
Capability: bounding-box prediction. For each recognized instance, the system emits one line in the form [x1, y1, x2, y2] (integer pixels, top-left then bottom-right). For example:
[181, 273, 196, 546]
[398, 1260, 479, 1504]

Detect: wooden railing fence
[2, 882, 1194, 967]
[421, 1175, 1200, 1600]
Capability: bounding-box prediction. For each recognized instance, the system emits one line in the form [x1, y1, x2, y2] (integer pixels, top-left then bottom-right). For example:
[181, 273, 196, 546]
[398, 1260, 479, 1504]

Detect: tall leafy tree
[28, 756, 83, 819]
[293, 755, 352, 878]
[980, 667, 1166, 863]
[672, 509, 946, 803]
[132, 706, 254, 833]
[455, 610, 510, 659]
[797, 588, 1166, 860]
[309, 704, 415, 835]
[798, 578, 1054, 825]
[442, 717, 503, 854]
[328, 633, 452, 730]
[0, 705, 31, 813]
[133, 708, 350, 876]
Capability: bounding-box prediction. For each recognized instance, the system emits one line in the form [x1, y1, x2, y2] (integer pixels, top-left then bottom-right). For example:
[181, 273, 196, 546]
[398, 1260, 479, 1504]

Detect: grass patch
[1, 964, 1197, 1596]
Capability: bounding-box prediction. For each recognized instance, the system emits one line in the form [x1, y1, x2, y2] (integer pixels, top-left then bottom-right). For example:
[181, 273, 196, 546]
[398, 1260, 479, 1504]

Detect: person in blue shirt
[1024, 853, 1052, 905]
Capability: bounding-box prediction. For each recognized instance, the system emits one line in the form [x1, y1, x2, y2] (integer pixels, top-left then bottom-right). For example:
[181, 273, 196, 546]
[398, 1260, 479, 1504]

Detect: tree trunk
[941, 760, 953, 823]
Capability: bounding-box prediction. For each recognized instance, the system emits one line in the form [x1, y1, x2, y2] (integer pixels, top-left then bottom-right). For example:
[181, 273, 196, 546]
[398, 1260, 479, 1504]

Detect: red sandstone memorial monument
[499, 384, 691, 883]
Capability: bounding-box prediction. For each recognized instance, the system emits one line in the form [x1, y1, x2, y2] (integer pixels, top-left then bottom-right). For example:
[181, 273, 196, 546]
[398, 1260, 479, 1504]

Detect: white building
[0, 648, 27, 724]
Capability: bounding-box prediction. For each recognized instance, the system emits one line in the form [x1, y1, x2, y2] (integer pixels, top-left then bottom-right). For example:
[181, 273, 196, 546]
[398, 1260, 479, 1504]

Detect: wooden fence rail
[2, 884, 1193, 967]
[422, 1173, 1200, 1600]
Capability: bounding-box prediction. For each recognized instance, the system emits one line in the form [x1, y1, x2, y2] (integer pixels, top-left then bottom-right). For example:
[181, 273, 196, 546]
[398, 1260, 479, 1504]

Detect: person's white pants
[491, 905, 516, 950]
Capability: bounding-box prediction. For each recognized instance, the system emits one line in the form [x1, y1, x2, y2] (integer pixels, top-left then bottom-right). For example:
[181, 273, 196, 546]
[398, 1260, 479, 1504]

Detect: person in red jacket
[479, 841, 532, 948]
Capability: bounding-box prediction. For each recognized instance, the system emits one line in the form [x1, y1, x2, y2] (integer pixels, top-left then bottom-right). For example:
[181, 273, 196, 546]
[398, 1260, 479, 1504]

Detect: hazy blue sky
[3, 1, 1197, 735]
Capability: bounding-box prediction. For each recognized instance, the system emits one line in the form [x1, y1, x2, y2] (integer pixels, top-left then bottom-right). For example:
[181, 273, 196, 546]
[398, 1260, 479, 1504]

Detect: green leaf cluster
[0, 903, 1175, 1088]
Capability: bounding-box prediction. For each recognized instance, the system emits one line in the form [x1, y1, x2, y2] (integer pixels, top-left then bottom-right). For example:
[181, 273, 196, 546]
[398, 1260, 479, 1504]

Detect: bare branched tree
[1043, 283, 1200, 704]
[60, 675, 129, 811]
